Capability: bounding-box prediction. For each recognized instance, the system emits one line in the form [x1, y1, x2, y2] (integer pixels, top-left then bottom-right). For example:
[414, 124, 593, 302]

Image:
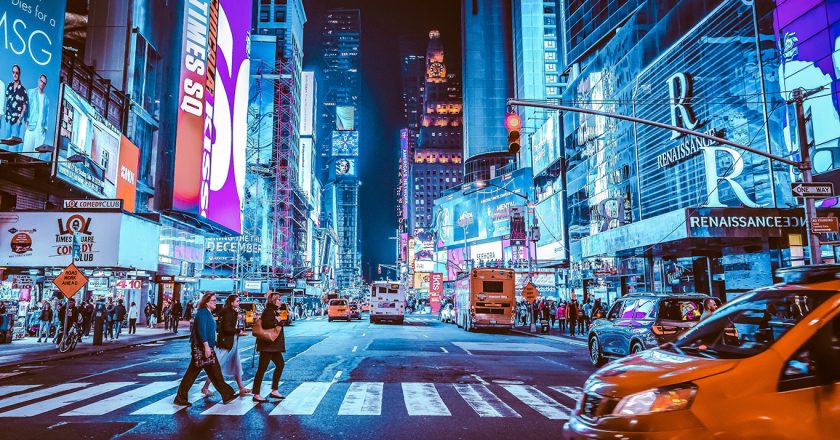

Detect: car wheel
[630, 341, 644, 354]
[589, 336, 607, 367]
[328, 318, 332, 322]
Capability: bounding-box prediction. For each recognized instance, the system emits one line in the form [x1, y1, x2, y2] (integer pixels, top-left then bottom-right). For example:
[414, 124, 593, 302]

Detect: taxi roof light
[776, 264, 840, 284]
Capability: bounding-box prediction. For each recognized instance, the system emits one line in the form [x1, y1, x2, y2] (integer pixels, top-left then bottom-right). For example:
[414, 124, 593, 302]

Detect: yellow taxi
[279, 303, 292, 326]
[564, 265, 840, 439]
[328, 299, 351, 322]
[239, 302, 263, 328]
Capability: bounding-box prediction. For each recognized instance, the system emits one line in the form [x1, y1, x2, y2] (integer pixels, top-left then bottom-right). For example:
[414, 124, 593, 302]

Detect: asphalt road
[0, 314, 595, 440]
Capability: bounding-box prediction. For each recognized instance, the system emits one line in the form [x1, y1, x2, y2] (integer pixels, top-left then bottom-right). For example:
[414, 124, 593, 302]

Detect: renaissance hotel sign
[687, 208, 807, 238]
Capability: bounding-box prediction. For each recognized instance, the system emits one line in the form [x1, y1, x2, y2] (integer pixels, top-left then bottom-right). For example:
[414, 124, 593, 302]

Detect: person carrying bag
[251, 292, 286, 403]
[173, 293, 236, 407]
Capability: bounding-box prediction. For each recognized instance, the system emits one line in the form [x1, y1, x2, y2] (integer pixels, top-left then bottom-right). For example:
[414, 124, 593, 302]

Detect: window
[544, 40, 556, 49]
[546, 75, 557, 83]
[620, 300, 638, 319]
[545, 51, 556, 61]
[546, 86, 559, 95]
[778, 314, 839, 391]
[546, 63, 557, 72]
[607, 300, 625, 320]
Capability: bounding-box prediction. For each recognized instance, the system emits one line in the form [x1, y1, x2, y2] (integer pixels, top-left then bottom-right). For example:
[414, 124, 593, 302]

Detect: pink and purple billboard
[171, 0, 250, 233]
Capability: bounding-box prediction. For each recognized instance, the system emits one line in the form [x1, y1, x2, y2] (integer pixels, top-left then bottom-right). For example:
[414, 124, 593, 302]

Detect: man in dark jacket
[114, 299, 127, 339]
[251, 293, 286, 403]
[567, 299, 579, 336]
[172, 301, 183, 334]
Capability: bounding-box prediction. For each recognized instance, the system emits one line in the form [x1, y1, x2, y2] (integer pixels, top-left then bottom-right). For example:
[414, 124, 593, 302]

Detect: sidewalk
[0, 323, 189, 369]
[511, 323, 589, 346]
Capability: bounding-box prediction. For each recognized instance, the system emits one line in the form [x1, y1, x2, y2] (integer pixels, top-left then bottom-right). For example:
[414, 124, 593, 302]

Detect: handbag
[190, 321, 217, 368]
[252, 317, 281, 342]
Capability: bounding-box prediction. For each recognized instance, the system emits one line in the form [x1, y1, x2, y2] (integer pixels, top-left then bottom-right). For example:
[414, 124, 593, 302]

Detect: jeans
[175, 352, 236, 403]
[106, 321, 114, 339]
[569, 319, 578, 336]
[114, 320, 123, 338]
[129, 319, 137, 334]
[38, 320, 51, 340]
[253, 351, 284, 395]
[171, 317, 179, 333]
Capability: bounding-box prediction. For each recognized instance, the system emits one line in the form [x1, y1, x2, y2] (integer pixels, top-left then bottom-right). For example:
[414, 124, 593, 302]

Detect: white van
[369, 281, 406, 324]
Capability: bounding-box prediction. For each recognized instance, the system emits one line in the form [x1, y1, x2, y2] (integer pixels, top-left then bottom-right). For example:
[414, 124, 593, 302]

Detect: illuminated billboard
[331, 131, 359, 156]
[117, 137, 140, 213]
[336, 106, 355, 131]
[412, 228, 435, 261]
[0, 0, 66, 161]
[531, 113, 560, 176]
[300, 71, 315, 136]
[334, 158, 356, 176]
[171, 0, 251, 233]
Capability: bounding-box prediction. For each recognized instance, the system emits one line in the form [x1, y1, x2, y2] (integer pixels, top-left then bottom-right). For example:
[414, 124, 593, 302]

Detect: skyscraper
[461, 0, 517, 182]
[410, 31, 464, 232]
[319, 8, 362, 289]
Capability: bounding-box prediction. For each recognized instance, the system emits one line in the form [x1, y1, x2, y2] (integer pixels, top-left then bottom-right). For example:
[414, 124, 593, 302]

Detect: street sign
[522, 282, 539, 304]
[63, 199, 123, 210]
[52, 263, 89, 299]
[811, 217, 839, 233]
[791, 182, 834, 198]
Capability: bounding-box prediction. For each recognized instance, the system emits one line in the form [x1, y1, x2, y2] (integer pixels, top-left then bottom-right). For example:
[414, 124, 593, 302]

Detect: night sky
[302, 0, 461, 281]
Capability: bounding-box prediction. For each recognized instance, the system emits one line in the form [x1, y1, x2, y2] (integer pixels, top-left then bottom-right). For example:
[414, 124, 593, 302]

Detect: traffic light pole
[509, 91, 826, 265]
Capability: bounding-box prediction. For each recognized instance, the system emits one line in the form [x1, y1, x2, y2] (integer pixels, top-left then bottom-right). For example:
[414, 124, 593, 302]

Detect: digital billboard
[171, 0, 251, 233]
[531, 113, 560, 176]
[336, 106, 355, 131]
[335, 158, 356, 176]
[56, 87, 122, 199]
[116, 136, 140, 212]
[331, 131, 359, 156]
[300, 71, 315, 136]
[413, 228, 435, 261]
[0, 0, 66, 160]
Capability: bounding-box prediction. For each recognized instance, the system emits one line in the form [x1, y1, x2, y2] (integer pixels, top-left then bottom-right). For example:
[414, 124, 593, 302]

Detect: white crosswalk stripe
[402, 383, 450, 416]
[338, 382, 383, 416]
[502, 385, 572, 420]
[454, 384, 520, 418]
[0, 383, 88, 411]
[0, 381, 577, 419]
[270, 382, 332, 415]
[62, 381, 180, 416]
[0, 382, 134, 417]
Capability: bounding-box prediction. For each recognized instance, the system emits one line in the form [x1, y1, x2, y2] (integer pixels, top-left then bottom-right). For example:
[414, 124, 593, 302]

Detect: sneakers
[221, 395, 237, 405]
[173, 399, 192, 407]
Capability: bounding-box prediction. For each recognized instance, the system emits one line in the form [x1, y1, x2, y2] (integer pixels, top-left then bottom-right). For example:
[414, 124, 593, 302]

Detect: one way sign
[791, 182, 834, 198]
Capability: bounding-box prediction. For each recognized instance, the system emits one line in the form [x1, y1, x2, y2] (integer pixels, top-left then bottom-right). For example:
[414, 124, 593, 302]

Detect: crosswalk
[305, 317, 436, 322]
[0, 381, 580, 420]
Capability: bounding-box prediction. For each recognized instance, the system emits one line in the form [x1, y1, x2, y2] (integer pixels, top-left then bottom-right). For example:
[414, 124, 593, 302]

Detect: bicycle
[56, 321, 82, 353]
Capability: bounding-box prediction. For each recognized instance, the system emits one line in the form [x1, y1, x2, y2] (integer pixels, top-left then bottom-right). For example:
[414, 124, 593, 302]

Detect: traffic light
[377, 265, 382, 275]
[505, 113, 522, 154]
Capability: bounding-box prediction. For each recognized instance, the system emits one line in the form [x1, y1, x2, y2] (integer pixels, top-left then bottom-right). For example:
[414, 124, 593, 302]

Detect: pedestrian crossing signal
[505, 113, 522, 154]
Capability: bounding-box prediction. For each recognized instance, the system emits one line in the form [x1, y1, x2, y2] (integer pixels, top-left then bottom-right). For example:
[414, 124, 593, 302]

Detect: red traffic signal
[505, 113, 522, 154]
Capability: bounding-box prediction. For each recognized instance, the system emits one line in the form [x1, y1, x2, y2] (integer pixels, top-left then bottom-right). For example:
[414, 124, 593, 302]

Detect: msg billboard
[0, 0, 66, 160]
[171, 0, 251, 233]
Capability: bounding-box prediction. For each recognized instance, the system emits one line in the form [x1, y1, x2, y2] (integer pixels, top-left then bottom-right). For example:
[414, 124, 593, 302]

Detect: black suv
[588, 292, 719, 366]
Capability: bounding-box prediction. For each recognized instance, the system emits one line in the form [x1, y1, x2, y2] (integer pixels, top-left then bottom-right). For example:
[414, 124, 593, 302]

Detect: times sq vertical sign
[172, 0, 251, 233]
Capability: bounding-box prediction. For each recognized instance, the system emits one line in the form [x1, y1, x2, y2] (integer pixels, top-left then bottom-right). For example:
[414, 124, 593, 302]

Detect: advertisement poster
[116, 136, 139, 212]
[412, 228, 435, 261]
[336, 106, 355, 131]
[429, 273, 443, 294]
[331, 131, 359, 156]
[0, 0, 67, 160]
[171, 0, 250, 233]
[335, 158, 356, 176]
[56, 87, 121, 198]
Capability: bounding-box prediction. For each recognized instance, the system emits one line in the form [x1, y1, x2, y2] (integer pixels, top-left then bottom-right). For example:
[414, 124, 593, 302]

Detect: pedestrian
[184, 300, 194, 321]
[701, 298, 718, 321]
[567, 299, 579, 337]
[163, 301, 171, 331]
[128, 301, 139, 335]
[173, 293, 236, 407]
[114, 299, 127, 339]
[149, 303, 158, 327]
[591, 299, 604, 320]
[556, 301, 566, 334]
[549, 301, 557, 329]
[172, 301, 183, 334]
[37, 301, 52, 342]
[105, 299, 116, 341]
[582, 299, 593, 332]
[577, 300, 586, 335]
[251, 292, 286, 403]
[51, 300, 61, 342]
[144, 303, 152, 328]
[202, 294, 251, 397]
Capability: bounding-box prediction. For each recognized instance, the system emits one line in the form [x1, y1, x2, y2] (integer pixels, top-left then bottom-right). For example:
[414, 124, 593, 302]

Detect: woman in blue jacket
[173, 293, 236, 407]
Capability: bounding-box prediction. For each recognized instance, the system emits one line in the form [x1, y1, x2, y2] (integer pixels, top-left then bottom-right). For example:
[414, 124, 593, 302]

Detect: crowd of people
[515, 297, 607, 336]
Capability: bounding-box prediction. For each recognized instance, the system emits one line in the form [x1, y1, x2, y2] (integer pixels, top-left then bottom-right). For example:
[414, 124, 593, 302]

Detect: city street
[0, 315, 594, 439]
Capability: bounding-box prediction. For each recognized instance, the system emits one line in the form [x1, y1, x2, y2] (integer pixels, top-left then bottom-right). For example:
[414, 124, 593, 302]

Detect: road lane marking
[549, 386, 583, 402]
[352, 346, 357, 352]
[422, 334, 429, 338]
[270, 382, 332, 415]
[0, 385, 39, 398]
[501, 385, 572, 420]
[0, 382, 134, 417]
[452, 342, 563, 353]
[201, 382, 259, 416]
[334, 371, 343, 381]
[440, 347, 448, 353]
[454, 384, 520, 418]
[471, 375, 488, 385]
[0, 383, 88, 411]
[402, 383, 450, 416]
[131, 385, 205, 415]
[338, 382, 383, 416]
[0, 372, 24, 380]
[62, 381, 180, 416]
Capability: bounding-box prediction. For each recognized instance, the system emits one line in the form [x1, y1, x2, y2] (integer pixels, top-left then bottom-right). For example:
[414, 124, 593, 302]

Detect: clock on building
[429, 62, 444, 78]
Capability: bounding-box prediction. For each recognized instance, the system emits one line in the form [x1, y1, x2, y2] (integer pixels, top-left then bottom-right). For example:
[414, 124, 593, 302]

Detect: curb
[0, 333, 190, 369]
[511, 329, 587, 347]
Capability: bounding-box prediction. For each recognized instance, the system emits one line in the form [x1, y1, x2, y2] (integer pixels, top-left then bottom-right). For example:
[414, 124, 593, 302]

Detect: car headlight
[613, 383, 696, 416]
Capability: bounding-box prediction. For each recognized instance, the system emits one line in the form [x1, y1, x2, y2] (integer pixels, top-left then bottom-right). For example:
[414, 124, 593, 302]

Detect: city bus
[369, 281, 406, 324]
[454, 268, 516, 331]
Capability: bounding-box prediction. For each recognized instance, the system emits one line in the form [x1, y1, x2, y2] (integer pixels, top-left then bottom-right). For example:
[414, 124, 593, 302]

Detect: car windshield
[673, 290, 831, 359]
[331, 300, 347, 306]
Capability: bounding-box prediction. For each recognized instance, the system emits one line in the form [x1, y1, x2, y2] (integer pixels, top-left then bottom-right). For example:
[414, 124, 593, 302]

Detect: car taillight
[652, 325, 679, 335]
